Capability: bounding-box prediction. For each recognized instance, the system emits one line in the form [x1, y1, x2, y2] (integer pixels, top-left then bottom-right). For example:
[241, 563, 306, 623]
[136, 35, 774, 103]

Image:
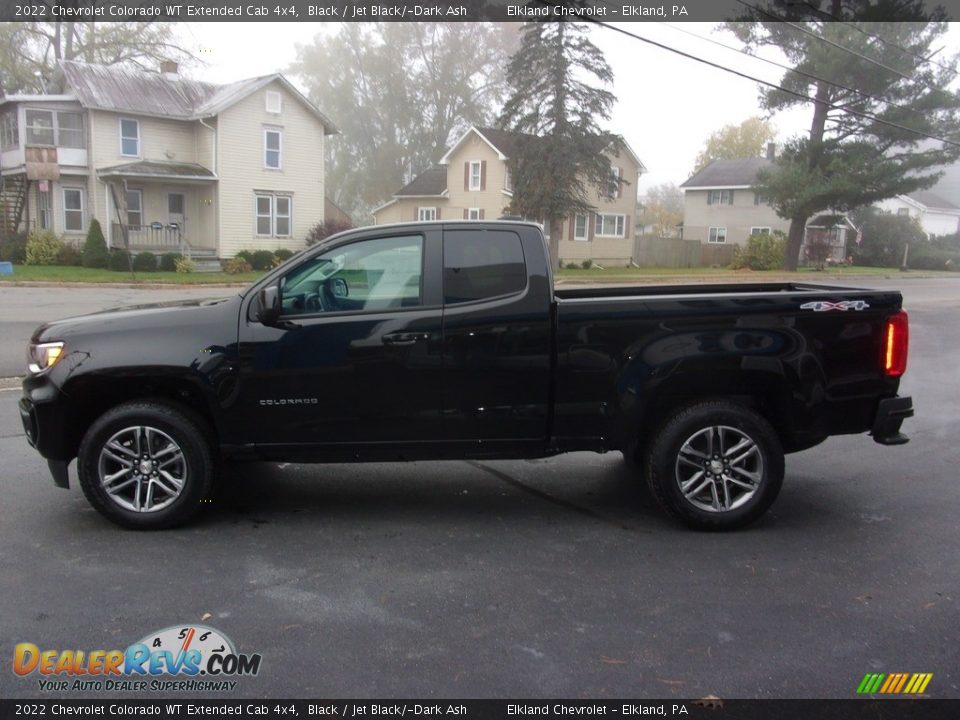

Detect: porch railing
[112, 223, 193, 256]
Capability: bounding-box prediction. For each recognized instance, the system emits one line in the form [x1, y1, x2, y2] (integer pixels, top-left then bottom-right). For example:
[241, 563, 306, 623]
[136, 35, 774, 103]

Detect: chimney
[160, 60, 179, 78]
[766, 142, 776, 160]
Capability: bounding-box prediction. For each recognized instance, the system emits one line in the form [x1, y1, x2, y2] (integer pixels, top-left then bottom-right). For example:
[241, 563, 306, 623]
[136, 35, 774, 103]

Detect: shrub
[731, 232, 786, 271]
[175, 257, 194, 273]
[850, 208, 927, 267]
[223, 258, 253, 275]
[108, 249, 131, 272]
[581, 259, 593, 269]
[250, 249, 276, 271]
[306, 219, 353, 246]
[159, 252, 181, 272]
[81, 219, 109, 268]
[234, 250, 254, 263]
[57, 243, 83, 266]
[274, 248, 295, 263]
[0, 231, 28, 264]
[132, 252, 158, 272]
[908, 244, 960, 271]
[25, 230, 64, 266]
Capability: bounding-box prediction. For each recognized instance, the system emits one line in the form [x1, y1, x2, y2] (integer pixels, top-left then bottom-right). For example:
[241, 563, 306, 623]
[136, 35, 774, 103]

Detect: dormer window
[120, 118, 140, 157]
[266, 91, 282, 114]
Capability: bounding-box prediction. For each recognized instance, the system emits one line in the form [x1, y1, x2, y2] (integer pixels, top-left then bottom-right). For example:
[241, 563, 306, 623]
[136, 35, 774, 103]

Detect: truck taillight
[883, 311, 909, 377]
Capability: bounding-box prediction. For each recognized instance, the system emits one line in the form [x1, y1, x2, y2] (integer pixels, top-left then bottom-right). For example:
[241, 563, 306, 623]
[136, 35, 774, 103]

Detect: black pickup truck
[20, 221, 913, 530]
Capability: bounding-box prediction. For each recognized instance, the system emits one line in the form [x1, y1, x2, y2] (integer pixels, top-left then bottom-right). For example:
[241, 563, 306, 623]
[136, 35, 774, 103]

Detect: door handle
[382, 332, 430, 346]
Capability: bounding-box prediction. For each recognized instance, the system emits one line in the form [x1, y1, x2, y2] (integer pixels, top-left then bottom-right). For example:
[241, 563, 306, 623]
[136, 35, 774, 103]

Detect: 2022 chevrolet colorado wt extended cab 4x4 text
[20, 221, 913, 530]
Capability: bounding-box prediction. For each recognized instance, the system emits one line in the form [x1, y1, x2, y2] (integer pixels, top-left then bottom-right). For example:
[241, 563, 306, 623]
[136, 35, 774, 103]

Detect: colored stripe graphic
[857, 672, 932, 694]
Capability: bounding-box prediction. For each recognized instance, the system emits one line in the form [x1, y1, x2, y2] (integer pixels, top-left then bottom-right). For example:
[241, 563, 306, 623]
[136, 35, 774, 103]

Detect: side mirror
[257, 285, 282, 326]
[331, 277, 349, 298]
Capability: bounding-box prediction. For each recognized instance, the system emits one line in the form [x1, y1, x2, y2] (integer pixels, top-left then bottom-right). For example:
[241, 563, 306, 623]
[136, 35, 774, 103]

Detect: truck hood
[31, 295, 242, 344]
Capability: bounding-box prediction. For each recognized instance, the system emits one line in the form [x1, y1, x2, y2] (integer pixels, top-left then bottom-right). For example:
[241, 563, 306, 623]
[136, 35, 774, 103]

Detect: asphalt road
[0, 278, 958, 699]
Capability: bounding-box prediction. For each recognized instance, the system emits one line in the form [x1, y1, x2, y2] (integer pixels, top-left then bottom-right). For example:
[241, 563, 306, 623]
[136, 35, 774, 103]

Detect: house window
[37, 186, 52, 229]
[897, 208, 910, 216]
[264, 128, 282, 169]
[119, 118, 140, 156]
[754, 192, 768, 206]
[708, 190, 734, 205]
[504, 166, 512, 192]
[708, 226, 727, 244]
[608, 165, 622, 198]
[56, 112, 84, 148]
[574, 214, 588, 241]
[255, 193, 292, 237]
[62, 187, 85, 232]
[469, 160, 482, 191]
[750, 226, 771, 235]
[25, 110, 55, 145]
[265, 91, 282, 114]
[418, 207, 437, 221]
[595, 213, 625, 237]
[126, 189, 143, 228]
[468, 208, 482, 220]
[1, 111, 18, 149]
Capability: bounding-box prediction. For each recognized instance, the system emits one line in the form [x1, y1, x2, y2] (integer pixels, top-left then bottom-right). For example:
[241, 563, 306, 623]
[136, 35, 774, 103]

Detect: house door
[168, 193, 186, 236]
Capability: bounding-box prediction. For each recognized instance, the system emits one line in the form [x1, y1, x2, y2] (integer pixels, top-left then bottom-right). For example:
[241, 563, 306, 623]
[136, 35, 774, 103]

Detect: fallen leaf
[656, 677, 685, 686]
[201, 613, 212, 621]
[601, 657, 627, 665]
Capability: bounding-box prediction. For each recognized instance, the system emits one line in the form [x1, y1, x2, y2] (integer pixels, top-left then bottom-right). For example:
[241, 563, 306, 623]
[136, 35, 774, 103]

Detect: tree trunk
[548, 218, 561, 271]
[783, 217, 807, 272]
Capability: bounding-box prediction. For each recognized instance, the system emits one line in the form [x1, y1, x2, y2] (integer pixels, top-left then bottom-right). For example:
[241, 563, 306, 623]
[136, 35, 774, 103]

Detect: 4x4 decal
[800, 300, 870, 312]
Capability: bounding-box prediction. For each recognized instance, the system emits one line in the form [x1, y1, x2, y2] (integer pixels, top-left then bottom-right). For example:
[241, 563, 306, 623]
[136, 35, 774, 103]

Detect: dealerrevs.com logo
[13, 624, 262, 693]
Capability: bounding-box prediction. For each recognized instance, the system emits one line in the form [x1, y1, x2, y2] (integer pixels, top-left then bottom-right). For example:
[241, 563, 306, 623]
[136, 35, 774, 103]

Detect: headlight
[27, 342, 64, 374]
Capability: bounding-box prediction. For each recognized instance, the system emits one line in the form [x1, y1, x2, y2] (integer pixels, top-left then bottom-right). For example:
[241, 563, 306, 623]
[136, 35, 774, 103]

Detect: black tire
[644, 401, 784, 531]
[77, 401, 214, 530]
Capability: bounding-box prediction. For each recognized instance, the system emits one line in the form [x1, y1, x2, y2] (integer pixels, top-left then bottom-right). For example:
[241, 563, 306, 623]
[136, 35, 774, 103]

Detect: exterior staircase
[187, 248, 222, 273]
[0, 174, 28, 239]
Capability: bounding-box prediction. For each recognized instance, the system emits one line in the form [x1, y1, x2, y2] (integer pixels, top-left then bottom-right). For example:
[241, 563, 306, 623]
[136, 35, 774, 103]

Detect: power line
[798, 0, 960, 79]
[587, 20, 960, 149]
[734, 0, 916, 82]
[659, 21, 928, 120]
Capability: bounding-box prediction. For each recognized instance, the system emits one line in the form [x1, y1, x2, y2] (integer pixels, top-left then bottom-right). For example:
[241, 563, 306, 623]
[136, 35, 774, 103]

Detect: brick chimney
[766, 142, 776, 160]
[160, 60, 179, 78]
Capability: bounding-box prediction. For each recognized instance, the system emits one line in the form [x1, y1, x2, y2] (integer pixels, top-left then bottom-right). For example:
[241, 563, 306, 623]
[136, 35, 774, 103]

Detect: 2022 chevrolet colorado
[20, 221, 913, 530]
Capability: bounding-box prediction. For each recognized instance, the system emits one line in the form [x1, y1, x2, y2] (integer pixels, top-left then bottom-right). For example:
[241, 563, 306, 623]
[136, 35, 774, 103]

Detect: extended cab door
[440, 225, 553, 449]
[235, 228, 445, 454]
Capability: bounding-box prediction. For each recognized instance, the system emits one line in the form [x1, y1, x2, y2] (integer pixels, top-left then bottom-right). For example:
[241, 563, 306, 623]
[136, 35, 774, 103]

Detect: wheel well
[63, 377, 218, 460]
[629, 373, 802, 455]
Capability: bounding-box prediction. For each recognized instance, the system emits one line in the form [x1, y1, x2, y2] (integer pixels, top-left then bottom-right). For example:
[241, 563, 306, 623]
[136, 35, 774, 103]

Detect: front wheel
[644, 401, 784, 531]
[77, 401, 214, 529]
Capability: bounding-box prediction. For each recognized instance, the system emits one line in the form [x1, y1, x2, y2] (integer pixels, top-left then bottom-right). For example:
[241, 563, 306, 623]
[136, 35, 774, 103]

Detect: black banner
[0, 0, 958, 23]
[2, 700, 960, 720]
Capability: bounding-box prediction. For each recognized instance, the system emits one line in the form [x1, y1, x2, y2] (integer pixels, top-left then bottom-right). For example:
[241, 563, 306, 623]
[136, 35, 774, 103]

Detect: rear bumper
[871, 396, 913, 445]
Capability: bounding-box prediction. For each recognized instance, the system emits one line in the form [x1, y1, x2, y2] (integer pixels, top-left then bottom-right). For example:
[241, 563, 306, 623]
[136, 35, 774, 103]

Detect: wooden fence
[632, 235, 737, 268]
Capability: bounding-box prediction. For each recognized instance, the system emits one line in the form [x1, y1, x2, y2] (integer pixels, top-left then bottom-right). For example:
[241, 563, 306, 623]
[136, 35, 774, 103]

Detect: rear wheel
[644, 401, 784, 531]
[77, 401, 214, 529]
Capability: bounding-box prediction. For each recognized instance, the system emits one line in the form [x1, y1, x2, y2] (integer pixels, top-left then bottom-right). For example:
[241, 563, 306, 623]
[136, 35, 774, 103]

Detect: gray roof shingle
[907, 189, 958, 210]
[395, 167, 447, 196]
[681, 158, 774, 188]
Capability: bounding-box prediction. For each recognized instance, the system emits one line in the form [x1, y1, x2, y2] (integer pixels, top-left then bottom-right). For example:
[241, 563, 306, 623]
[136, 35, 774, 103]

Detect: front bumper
[871, 396, 913, 445]
[20, 375, 73, 488]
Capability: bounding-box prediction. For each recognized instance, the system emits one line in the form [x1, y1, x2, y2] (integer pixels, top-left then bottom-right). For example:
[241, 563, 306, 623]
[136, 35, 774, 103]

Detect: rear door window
[443, 230, 526, 304]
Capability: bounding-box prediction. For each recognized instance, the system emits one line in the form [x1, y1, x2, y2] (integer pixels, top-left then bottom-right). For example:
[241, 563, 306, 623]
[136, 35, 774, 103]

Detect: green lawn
[0, 265, 264, 285]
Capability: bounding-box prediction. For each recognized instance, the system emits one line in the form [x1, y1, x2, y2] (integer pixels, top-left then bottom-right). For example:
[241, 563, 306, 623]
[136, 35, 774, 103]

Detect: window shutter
[568, 216, 574, 241]
[414, 207, 419, 221]
[463, 209, 468, 219]
[436, 207, 441, 220]
[464, 162, 469, 191]
[728, 191, 734, 205]
[707, 192, 713, 205]
[617, 167, 623, 198]
[480, 161, 487, 191]
[624, 215, 631, 238]
[588, 214, 596, 241]
[479, 209, 485, 220]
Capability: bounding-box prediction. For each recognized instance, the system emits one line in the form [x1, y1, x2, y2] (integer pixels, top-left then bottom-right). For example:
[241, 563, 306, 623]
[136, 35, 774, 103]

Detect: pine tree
[498, 20, 621, 269]
[81, 218, 108, 269]
[729, 2, 960, 270]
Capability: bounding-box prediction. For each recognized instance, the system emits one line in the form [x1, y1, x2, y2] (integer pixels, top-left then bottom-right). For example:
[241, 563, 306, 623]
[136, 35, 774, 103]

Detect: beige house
[373, 126, 646, 266]
[0, 60, 336, 261]
[680, 157, 789, 246]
